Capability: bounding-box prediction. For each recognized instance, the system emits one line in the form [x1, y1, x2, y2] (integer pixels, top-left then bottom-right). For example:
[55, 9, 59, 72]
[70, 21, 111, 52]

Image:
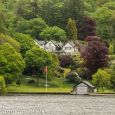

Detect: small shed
[71, 81, 95, 95]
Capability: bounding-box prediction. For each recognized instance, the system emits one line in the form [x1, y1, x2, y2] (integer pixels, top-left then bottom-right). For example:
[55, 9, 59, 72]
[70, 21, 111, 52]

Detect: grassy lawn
[7, 67, 76, 93]
[7, 85, 72, 93]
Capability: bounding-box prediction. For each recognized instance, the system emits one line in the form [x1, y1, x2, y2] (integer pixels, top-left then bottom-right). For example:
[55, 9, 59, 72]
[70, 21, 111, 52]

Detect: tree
[43, 69, 55, 80]
[97, 0, 111, 6]
[111, 64, 115, 91]
[92, 69, 112, 91]
[59, 55, 72, 67]
[78, 16, 97, 41]
[70, 51, 81, 64]
[80, 36, 110, 78]
[15, 18, 48, 39]
[0, 43, 25, 87]
[39, 26, 67, 41]
[0, 33, 20, 52]
[25, 18, 48, 39]
[66, 72, 81, 83]
[66, 18, 77, 40]
[13, 33, 35, 57]
[109, 45, 113, 55]
[24, 46, 56, 86]
[0, 76, 7, 95]
[101, 26, 110, 41]
[0, 51, 7, 75]
[52, 53, 59, 68]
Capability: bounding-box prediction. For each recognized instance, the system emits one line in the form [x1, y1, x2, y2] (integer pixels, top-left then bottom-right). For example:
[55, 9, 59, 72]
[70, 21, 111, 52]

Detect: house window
[49, 43, 51, 46]
[65, 47, 66, 50]
[70, 47, 71, 50]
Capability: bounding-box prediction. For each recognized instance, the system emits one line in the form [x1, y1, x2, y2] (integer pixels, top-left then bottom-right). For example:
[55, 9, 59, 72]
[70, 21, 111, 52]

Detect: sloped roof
[73, 81, 95, 88]
[34, 39, 46, 45]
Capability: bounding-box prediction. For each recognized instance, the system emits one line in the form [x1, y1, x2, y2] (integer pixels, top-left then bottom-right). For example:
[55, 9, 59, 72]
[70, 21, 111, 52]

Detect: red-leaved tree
[80, 36, 110, 79]
[59, 55, 72, 67]
[78, 16, 97, 41]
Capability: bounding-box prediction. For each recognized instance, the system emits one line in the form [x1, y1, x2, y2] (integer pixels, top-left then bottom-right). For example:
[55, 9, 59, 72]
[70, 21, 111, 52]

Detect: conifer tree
[101, 26, 110, 41]
[66, 18, 77, 40]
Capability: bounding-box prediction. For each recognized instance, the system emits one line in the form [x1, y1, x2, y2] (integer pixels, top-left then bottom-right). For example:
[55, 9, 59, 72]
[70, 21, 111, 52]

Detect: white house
[34, 39, 78, 55]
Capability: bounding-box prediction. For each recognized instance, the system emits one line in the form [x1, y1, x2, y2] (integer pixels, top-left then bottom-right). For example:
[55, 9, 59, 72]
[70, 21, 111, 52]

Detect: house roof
[34, 39, 46, 45]
[73, 81, 95, 88]
[34, 39, 77, 48]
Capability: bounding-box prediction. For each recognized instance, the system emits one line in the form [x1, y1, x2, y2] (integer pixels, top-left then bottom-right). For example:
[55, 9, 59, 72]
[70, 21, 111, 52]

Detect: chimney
[45, 38, 47, 44]
[64, 39, 65, 45]
[74, 39, 76, 44]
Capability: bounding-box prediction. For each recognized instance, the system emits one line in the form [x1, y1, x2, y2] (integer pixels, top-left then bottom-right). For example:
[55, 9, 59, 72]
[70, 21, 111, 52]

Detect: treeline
[0, 0, 84, 40]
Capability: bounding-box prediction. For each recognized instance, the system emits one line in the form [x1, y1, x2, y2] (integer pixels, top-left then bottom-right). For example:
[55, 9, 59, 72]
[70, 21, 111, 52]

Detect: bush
[110, 55, 115, 60]
[57, 55, 63, 61]
[66, 72, 81, 83]
[60, 55, 72, 67]
[0, 76, 7, 95]
[16, 79, 21, 86]
[43, 69, 55, 80]
[54, 70, 63, 78]
[28, 80, 35, 84]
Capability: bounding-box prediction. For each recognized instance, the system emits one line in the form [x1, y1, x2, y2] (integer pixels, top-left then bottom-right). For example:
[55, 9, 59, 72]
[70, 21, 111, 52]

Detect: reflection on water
[0, 94, 115, 115]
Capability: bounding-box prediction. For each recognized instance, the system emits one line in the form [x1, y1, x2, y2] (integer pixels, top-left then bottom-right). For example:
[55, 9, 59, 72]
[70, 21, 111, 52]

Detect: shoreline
[5, 92, 115, 96]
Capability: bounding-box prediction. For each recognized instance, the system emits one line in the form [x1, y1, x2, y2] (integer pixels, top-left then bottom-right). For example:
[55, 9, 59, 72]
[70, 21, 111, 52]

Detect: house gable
[45, 40, 56, 52]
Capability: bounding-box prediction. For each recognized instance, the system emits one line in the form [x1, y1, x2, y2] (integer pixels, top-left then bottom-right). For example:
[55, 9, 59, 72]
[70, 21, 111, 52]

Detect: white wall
[34, 41, 44, 49]
[45, 41, 56, 52]
[62, 43, 74, 55]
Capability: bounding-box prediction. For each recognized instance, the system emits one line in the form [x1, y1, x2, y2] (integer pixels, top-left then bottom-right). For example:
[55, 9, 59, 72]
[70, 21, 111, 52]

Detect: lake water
[0, 94, 115, 115]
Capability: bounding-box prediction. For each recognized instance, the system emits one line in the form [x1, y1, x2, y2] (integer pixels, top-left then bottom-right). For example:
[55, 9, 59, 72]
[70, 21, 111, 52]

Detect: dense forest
[0, 0, 114, 44]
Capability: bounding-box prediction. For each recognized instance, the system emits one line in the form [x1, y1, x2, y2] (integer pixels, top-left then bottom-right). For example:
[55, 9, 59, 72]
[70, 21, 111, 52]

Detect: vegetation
[92, 69, 112, 91]
[60, 55, 72, 67]
[0, 76, 7, 95]
[80, 36, 110, 78]
[66, 72, 81, 83]
[24, 45, 56, 86]
[0, 0, 115, 94]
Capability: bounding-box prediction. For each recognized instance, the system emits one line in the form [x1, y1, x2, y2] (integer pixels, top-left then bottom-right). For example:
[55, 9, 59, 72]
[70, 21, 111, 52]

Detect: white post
[46, 66, 47, 92]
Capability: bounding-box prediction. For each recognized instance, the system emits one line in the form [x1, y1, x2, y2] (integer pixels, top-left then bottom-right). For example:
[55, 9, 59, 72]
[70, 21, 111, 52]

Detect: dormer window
[49, 43, 51, 46]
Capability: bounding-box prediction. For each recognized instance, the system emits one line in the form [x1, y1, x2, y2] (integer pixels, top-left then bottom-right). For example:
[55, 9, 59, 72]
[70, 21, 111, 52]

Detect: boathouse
[71, 81, 95, 95]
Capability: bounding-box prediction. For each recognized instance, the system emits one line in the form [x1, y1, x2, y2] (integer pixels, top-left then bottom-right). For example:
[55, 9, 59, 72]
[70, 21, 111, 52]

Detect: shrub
[66, 72, 81, 83]
[60, 55, 72, 67]
[28, 80, 35, 84]
[110, 55, 115, 60]
[43, 69, 55, 80]
[16, 79, 21, 86]
[0, 76, 7, 95]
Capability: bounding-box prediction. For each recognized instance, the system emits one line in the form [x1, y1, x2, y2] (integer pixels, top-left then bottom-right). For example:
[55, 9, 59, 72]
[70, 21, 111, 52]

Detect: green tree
[0, 43, 25, 87]
[0, 76, 7, 95]
[0, 33, 20, 52]
[13, 33, 35, 57]
[109, 45, 114, 55]
[70, 51, 81, 64]
[52, 53, 59, 68]
[39, 26, 67, 41]
[101, 26, 110, 41]
[92, 69, 112, 91]
[25, 18, 48, 39]
[24, 46, 56, 86]
[66, 72, 81, 83]
[66, 18, 77, 40]
[111, 64, 115, 91]
[43, 69, 55, 80]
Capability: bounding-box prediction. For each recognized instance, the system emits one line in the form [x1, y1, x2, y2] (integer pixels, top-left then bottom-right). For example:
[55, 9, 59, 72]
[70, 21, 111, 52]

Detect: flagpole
[46, 66, 47, 92]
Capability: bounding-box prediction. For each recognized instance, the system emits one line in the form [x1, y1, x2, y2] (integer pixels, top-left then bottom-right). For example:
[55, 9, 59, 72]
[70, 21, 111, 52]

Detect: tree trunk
[5, 78, 7, 88]
[102, 86, 103, 92]
[37, 70, 39, 86]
